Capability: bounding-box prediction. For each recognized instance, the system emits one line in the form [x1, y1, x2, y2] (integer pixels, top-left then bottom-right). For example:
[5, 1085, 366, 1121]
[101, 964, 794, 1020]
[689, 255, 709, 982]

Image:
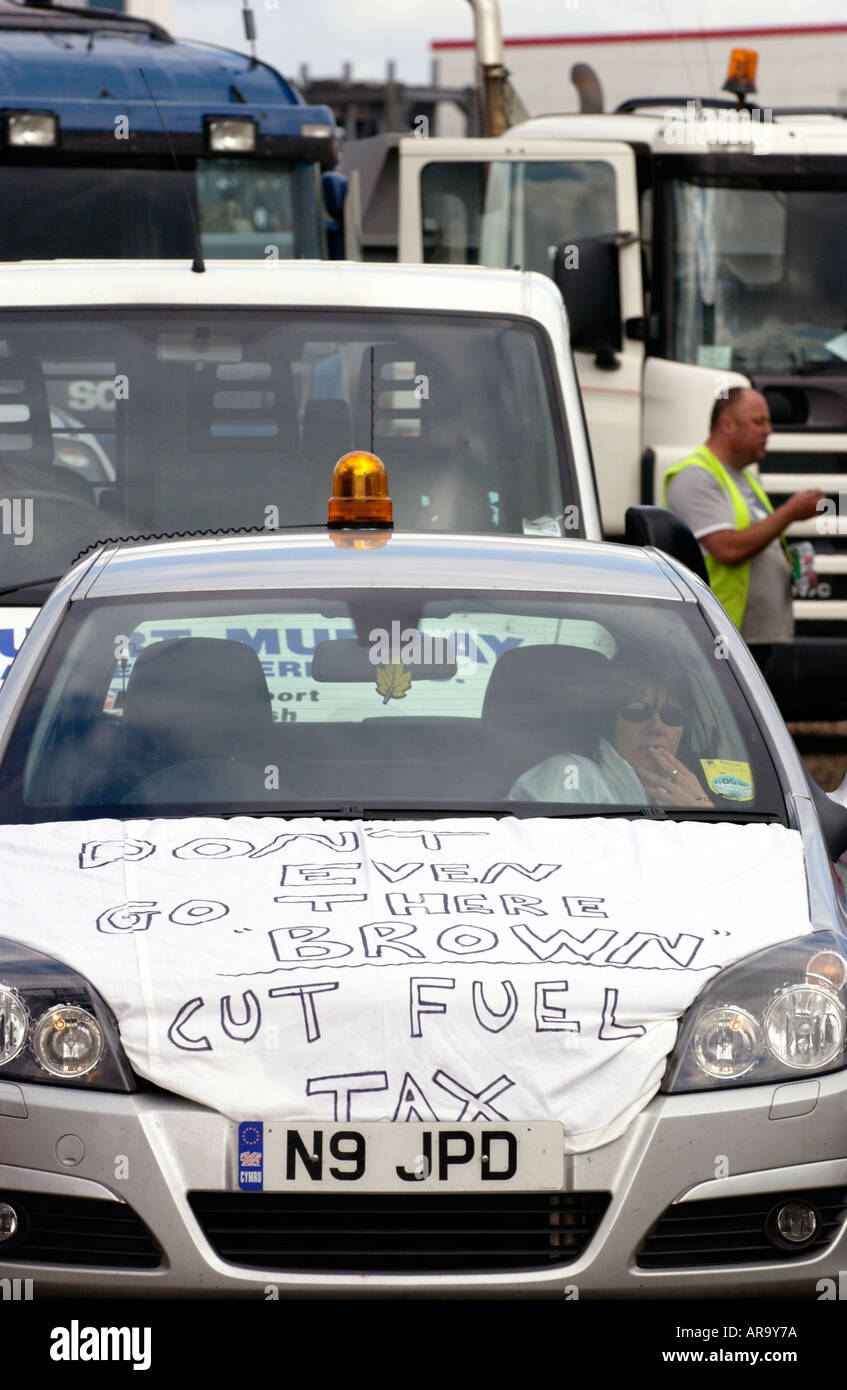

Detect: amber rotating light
[328, 451, 393, 528]
[723, 48, 757, 98]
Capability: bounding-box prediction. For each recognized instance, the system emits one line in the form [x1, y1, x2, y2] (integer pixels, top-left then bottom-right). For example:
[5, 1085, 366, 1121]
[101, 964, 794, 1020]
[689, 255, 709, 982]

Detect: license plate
[236, 1122, 564, 1192]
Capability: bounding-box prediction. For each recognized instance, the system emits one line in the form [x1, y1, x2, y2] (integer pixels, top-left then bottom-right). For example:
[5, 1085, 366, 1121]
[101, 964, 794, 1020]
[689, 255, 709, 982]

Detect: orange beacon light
[723, 49, 758, 98]
[328, 451, 393, 528]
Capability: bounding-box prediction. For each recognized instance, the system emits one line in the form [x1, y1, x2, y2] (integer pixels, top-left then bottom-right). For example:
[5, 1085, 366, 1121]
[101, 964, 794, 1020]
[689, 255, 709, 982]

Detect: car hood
[0, 815, 811, 1153]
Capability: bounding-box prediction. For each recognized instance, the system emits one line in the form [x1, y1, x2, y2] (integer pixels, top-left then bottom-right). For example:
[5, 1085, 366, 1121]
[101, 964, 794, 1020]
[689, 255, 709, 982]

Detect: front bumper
[1, 1073, 846, 1298]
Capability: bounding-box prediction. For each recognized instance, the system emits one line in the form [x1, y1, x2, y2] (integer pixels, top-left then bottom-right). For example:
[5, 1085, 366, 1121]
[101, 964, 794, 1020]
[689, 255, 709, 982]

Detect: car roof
[72, 531, 690, 603]
[0, 259, 563, 320]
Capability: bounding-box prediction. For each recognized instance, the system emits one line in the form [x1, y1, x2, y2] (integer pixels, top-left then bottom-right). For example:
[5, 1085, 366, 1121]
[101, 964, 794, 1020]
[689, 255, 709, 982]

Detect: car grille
[188, 1191, 611, 1273]
[637, 1187, 847, 1269]
[0, 1191, 161, 1268]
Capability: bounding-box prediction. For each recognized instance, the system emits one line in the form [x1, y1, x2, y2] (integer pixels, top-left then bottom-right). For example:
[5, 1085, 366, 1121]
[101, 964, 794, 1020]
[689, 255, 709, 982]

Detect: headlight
[32, 1005, 104, 1079]
[763, 986, 844, 1070]
[4, 112, 58, 148]
[0, 985, 28, 1065]
[664, 931, 847, 1092]
[0, 937, 133, 1091]
[691, 1006, 760, 1079]
[205, 117, 256, 153]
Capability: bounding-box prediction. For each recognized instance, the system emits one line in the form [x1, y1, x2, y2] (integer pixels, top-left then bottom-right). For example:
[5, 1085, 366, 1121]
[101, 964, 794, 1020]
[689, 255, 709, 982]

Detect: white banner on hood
[1, 816, 810, 1152]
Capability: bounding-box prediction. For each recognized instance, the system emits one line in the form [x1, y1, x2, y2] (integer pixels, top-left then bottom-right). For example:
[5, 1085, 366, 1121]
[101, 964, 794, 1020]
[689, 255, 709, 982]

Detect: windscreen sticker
[700, 759, 754, 802]
[376, 663, 412, 703]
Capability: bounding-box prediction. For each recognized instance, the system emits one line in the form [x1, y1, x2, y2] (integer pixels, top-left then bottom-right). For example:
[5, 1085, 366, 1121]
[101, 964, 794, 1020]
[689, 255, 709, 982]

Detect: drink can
[789, 540, 816, 598]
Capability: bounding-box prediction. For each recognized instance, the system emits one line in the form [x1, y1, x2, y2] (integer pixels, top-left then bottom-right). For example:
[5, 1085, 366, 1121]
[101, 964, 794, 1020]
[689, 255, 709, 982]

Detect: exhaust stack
[465, 0, 510, 135]
[570, 62, 604, 114]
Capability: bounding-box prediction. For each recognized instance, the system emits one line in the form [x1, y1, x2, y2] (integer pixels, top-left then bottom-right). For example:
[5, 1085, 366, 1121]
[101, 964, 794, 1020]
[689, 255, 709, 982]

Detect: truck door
[398, 136, 642, 536]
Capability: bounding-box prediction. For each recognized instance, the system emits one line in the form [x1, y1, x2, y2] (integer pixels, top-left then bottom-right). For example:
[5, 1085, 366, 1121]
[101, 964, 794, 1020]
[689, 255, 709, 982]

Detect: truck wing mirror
[625, 505, 710, 586]
[554, 233, 626, 364]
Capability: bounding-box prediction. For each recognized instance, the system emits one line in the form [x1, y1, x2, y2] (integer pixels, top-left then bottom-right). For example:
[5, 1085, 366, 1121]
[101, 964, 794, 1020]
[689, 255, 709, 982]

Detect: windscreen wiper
[10, 801, 784, 824]
[504, 802, 782, 822]
[0, 576, 62, 601]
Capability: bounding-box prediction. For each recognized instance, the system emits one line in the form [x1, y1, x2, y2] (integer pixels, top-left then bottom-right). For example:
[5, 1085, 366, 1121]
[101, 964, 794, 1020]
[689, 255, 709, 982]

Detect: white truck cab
[0, 259, 602, 678]
[385, 107, 847, 717]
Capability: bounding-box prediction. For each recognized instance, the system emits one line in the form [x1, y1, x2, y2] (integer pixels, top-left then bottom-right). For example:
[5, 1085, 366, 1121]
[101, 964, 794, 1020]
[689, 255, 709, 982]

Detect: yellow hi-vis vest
[663, 446, 790, 631]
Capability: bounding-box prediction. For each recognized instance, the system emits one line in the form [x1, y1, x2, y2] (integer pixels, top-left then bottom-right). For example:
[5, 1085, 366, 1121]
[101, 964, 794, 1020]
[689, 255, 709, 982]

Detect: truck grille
[188, 1191, 610, 1273]
[0, 1191, 161, 1268]
[637, 1187, 847, 1269]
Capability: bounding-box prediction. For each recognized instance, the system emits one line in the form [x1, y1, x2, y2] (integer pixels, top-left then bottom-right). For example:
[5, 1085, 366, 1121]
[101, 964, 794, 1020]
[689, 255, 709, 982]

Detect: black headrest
[483, 644, 616, 750]
[185, 358, 299, 457]
[123, 637, 273, 763]
[0, 354, 54, 470]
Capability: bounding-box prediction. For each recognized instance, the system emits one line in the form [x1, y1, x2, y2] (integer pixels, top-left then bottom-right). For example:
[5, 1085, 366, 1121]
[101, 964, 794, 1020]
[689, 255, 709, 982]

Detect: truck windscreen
[0, 308, 578, 593]
[0, 160, 325, 261]
[670, 175, 847, 375]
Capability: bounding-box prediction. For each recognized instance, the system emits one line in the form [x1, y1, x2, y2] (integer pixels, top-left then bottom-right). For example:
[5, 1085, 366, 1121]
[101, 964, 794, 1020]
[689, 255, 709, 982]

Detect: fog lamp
[768, 1199, 818, 1249]
[0, 1203, 19, 1242]
[206, 118, 257, 153]
[32, 1005, 104, 1078]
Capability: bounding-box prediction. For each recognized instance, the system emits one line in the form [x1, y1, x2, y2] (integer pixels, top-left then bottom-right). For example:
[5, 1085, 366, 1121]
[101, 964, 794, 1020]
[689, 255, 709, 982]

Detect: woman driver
[611, 678, 712, 808]
[508, 668, 713, 808]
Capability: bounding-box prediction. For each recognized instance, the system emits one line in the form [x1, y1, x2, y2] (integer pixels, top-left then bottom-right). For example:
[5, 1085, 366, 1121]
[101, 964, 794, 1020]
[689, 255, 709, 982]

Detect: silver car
[0, 523, 844, 1298]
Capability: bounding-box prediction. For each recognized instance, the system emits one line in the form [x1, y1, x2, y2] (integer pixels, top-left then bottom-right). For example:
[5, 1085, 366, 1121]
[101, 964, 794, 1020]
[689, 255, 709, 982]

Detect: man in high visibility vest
[664, 387, 824, 672]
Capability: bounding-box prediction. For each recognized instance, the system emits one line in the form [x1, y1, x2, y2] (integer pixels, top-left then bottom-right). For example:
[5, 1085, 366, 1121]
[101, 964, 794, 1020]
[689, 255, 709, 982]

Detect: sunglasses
[619, 701, 686, 727]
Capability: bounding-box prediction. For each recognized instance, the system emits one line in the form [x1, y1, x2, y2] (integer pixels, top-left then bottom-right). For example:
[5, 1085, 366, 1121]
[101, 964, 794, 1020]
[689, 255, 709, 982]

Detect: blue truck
[0, 0, 347, 259]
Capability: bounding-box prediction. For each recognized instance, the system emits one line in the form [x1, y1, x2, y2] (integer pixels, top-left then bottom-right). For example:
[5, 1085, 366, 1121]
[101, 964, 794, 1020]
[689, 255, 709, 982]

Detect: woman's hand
[634, 746, 713, 808]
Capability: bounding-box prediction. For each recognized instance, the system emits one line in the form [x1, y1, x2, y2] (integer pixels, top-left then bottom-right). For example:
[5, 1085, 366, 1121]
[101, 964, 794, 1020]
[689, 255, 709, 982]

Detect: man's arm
[702, 489, 825, 566]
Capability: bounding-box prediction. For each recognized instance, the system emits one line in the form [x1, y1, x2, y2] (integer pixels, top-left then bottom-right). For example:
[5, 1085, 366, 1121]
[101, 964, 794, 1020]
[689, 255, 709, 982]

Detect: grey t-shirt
[666, 463, 792, 644]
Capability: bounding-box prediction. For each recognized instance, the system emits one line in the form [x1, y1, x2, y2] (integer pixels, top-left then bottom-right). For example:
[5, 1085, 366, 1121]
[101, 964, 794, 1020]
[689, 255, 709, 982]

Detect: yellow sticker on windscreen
[376, 663, 412, 703]
[700, 759, 754, 801]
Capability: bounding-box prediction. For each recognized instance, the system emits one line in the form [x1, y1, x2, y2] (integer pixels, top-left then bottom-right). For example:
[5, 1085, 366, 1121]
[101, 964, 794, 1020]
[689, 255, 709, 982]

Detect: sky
[170, 0, 847, 84]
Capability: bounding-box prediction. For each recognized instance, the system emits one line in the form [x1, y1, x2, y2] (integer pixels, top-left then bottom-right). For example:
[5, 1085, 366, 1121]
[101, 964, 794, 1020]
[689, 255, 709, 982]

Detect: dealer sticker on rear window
[238, 1121, 264, 1191]
[700, 758, 754, 802]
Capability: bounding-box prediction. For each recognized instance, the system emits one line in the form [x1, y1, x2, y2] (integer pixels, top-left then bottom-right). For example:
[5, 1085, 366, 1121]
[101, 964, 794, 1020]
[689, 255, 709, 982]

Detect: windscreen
[0, 159, 325, 260]
[0, 588, 784, 822]
[671, 174, 847, 374]
[0, 309, 576, 594]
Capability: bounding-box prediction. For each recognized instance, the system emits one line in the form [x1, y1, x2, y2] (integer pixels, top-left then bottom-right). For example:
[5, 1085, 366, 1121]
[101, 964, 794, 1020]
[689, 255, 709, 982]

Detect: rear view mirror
[625, 505, 710, 586]
[312, 637, 456, 682]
